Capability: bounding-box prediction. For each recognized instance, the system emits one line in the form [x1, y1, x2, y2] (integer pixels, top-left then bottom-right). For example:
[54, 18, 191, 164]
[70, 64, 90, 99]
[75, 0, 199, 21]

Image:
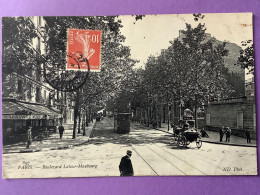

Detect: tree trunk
[82, 112, 86, 136]
[77, 110, 81, 134]
[168, 104, 170, 131]
[72, 89, 79, 139]
[86, 110, 89, 126]
[172, 100, 175, 124]
[63, 92, 67, 124]
[163, 105, 166, 123]
[195, 94, 198, 129]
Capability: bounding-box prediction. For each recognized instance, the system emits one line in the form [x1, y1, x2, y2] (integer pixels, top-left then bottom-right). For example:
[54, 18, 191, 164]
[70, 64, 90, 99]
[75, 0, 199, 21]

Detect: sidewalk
[3, 120, 96, 154]
[156, 122, 256, 147]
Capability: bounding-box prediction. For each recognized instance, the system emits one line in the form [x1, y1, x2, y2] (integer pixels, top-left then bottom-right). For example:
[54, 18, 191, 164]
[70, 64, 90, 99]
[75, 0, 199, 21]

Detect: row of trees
[2, 16, 139, 138]
[108, 15, 252, 128]
[3, 15, 254, 134]
[43, 16, 139, 138]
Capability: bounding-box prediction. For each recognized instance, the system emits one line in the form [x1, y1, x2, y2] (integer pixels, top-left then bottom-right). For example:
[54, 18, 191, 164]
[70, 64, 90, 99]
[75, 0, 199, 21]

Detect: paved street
[2, 118, 257, 178]
[3, 121, 96, 154]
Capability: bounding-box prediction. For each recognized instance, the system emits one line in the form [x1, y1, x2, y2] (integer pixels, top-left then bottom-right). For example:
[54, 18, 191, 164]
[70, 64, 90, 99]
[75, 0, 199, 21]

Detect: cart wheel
[196, 137, 202, 149]
[177, 135, 187, 148]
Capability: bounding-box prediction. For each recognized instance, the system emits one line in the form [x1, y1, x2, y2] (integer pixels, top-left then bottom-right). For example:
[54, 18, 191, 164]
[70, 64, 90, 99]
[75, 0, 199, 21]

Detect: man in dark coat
[119, 150, 134, 176]
[26, 126, 32, 149]
[219, 126, 224, 142]
[226, 127, 231, 142]
[246, 129, 251, 143]
[58, 123, 65, 139]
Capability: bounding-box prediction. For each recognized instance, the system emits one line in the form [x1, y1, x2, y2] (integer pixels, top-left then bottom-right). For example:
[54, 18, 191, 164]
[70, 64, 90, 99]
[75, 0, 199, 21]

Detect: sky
[118, 13, 253, 78]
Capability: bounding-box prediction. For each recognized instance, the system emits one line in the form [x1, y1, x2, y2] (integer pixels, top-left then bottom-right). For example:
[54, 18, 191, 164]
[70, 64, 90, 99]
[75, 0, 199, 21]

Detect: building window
[29, 84, 32, 94]
[48, 93, 53, 106]
[28, 84, 32, 100]
[18, 80, 23, 94]
[44, 90, 46, 101]
[36, 87, 41, 102]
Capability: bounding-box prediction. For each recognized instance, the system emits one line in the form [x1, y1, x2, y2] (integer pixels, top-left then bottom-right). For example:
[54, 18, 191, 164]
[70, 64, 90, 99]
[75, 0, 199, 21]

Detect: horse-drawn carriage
[172, 109, 202, 149]
[176, 128, 202, 148]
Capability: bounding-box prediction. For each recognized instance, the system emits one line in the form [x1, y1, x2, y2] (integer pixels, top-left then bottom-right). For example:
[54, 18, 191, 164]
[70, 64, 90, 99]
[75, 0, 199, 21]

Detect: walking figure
[225, 127, 231, 142]
[58, 123, 65, 139]
[119, 150, 134, 176]
[183, 122, 189, 130]
[157, 115, 161, 128]
[200, 128, 209, 138]
[26, 126, 32, 149]
[246, 129, 251, 143]
[219, 126, 224, 142]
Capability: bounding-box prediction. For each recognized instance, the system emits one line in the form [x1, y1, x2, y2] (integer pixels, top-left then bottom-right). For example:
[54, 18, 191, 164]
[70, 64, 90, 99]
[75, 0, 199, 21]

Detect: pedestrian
[246, 129, 251, 143]
[200, 128, 209, 138]
[171, 123, 176, 135]
[119, 150, 134, 176]
[157, 115, 161, 128]
[183, 122, 189, 130]
[219, 126, 224, 142]
[226, 127, 231, 142]
[26, 126, 32, 149]
[58, 123, 65, 139]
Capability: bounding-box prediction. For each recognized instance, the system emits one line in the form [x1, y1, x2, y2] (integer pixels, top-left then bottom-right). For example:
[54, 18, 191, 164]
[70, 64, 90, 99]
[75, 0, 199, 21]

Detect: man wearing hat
[119, 150, 134, 176]
[26, 126, 32, 149]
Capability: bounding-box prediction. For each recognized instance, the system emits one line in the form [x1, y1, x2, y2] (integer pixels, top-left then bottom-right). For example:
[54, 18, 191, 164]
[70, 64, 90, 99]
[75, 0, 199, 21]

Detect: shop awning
[2, 99, 62, 119]
[2, 100, 45, 119]
[18, 102, 62, 119]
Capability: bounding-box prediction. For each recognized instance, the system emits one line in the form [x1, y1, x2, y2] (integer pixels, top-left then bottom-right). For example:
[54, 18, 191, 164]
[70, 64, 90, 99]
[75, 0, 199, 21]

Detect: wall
[205, 97, 256, 139]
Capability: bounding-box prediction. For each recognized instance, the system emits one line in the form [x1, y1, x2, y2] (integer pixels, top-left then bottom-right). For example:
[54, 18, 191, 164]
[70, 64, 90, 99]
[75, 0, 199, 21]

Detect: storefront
[2, 99, 62, 145]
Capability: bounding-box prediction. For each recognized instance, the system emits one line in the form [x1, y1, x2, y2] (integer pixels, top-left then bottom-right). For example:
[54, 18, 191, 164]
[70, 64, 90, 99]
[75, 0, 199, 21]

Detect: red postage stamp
[67, 29, 101, 71]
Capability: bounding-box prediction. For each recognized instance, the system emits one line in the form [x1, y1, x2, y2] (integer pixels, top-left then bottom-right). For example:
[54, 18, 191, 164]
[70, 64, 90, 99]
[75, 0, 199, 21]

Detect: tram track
[130, 145, 159, 176]
[144, 144, 188, 175]
[130, 124, 230, 175]
[102, 120, 159, 175]
[152, 143, 233, 175]
[150, 143, 207, 175]
[108, 120, 233, 175]
[105, 117, 114, 127]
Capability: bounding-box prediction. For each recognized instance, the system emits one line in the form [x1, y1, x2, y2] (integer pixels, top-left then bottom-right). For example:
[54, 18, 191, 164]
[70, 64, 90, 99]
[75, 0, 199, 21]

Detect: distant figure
[157, 115, 161, 128]
[26, 126, 32, 149]
[171, 123, 175, 132]
[246, 129, 251, 143]
[200, 128, 209, 138]
[226, 127, 231, 142]
[119, 150, 134, 176]
[58, 124, 65, 139]
[152, 119, 157, 129]
[219, 126, 224, 142]
[183, 122, 189, 130]
[96, 115, 101, 122]
[171, 123, 178, 137]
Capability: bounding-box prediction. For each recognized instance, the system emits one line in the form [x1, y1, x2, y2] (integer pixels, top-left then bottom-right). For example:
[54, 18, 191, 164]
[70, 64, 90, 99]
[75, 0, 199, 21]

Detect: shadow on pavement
[87, 119, 178, 148]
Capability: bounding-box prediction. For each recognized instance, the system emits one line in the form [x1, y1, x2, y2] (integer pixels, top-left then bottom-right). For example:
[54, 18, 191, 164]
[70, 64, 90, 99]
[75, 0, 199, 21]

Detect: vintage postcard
[1, 13, 257, 179]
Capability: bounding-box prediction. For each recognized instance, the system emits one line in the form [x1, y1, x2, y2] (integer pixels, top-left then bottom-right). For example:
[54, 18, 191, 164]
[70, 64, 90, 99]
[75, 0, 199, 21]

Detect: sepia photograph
[1, 13, 257, 179]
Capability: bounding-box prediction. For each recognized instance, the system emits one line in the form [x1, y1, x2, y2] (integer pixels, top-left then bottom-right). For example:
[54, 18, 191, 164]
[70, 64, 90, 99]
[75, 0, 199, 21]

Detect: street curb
[202, 140, 256, 147]
[154, 127, 257, 148]
[3, 121, 97, 154]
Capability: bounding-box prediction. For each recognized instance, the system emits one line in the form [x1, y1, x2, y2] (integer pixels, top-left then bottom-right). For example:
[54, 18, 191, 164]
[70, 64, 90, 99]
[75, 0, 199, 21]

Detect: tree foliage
[140, 23, 233, 108]
[236, 40, 254, 75]
[2, 17, 39, 75]
[116, 21, 238, 123]
[42, 16, 138, 137]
